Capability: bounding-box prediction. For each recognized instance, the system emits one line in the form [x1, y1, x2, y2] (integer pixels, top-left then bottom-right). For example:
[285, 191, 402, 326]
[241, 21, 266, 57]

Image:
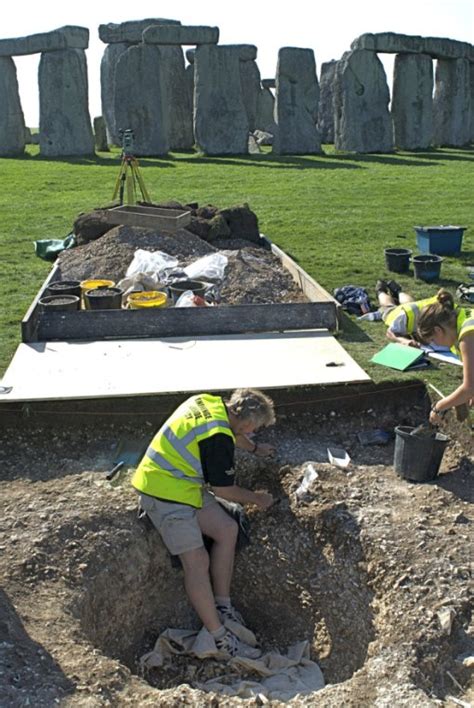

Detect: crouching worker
[131, 388, 276, 658]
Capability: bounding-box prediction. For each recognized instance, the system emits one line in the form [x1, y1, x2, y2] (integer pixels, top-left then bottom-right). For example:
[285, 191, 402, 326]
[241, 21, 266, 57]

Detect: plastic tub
[414, 226, 467, 256]
[80, 278, 115, 296]
[84, 287, 123, 310]
[46, 280, 81, 298]
[384, 248, 412, 273]
[127, 290, 168, 309]
[394, 425, 449, 482]
[412, 254, 443, 282]
[39, 294, 80, 312]
[168, 279, 207, 303]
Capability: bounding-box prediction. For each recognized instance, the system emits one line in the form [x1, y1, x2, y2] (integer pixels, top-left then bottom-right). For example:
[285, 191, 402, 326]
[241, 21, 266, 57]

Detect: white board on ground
[0, 330, 370, 402]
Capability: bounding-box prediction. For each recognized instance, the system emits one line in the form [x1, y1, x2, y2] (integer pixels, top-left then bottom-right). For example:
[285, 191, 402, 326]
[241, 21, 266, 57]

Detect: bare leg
[197, 502, 239, 598]
[179, 546, 222, 632]
[378, 292, 396, 308]
[398, 292, 414, 304]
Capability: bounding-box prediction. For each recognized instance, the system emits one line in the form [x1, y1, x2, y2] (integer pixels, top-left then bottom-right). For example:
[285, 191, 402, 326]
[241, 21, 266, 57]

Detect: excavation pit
[0, 413, 472, 705]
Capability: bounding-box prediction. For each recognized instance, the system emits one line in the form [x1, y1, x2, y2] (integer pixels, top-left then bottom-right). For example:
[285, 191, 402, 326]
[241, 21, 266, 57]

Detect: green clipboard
[371, 343, 425, 371]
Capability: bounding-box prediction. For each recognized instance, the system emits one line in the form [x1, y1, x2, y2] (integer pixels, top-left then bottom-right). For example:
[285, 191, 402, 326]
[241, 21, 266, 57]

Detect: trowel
[106, 436, 148, 481]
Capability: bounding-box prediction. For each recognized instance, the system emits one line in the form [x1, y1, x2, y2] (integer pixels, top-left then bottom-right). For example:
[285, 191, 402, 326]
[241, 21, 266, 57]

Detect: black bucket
[393, 425, 449, 482]
[46, 280, 81, 298]
[168, 279, 207, 304]
[39, 294, 80, 312]
[412, 254, 443, 282]
[84, 287, 123, 310]
[384, 248, 412, 273]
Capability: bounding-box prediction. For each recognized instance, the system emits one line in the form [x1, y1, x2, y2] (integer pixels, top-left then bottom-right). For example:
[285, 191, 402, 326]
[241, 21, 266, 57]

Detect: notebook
[371, 343, 426, 371]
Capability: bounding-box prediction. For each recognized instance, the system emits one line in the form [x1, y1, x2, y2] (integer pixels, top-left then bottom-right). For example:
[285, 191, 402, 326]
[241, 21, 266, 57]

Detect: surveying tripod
[112, 129, 151, 205]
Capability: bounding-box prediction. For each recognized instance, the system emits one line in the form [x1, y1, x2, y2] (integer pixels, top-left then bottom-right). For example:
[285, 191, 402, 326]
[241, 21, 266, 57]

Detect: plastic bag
[116, 272, 162, 298]
[175, 290, 211, 308]
[34, 233, 76, 261]
[184, 253, 228, 282]
[295, 462, 318, 500]
[126, 249, 178, 280]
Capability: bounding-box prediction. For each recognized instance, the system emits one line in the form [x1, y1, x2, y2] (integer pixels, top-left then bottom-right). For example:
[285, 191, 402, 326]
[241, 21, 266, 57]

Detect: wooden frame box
[103, 205, 192, 232]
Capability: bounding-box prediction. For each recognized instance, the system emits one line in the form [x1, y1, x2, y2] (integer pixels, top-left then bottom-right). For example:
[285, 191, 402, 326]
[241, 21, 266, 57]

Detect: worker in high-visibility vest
[132, 388, 276, 659]
[416, 290, 474, 424]
[376, 278, 437, 347]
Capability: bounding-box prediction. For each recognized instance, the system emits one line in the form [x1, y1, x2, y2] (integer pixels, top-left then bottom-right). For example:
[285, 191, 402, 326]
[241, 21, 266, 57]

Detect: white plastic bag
[295, 462, 319, 500]
[126, 249, 178, 281]
[184, 253, 228, 282]
[174, 290, 211, 308]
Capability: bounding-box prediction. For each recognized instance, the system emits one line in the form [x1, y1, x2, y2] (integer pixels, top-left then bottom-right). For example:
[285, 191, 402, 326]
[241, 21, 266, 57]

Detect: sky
[4, 0, 474, 127]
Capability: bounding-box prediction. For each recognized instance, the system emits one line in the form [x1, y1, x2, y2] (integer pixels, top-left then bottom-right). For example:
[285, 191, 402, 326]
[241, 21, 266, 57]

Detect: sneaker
[216, 604, 247, 626]
[215, 630, 261, 659]
[386, 279, 402, 300]
[375, 279, 390, 296]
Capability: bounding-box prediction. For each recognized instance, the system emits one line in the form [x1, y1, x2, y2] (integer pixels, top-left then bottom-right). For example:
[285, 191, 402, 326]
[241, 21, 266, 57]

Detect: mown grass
[0, 144, 473, 401]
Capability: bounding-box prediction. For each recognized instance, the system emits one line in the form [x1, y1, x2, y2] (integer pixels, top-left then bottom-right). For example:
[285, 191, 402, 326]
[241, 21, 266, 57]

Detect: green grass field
[1, 144, 473, 401]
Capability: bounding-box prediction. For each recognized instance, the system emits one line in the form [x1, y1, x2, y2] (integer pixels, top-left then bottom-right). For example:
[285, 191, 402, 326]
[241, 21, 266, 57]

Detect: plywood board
[0, 331, 370, 403]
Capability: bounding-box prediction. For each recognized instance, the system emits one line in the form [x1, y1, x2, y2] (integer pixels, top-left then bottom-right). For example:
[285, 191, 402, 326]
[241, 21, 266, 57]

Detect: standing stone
[0, 56, 25, 156]
[470, 63, 474, 142]
[256, 87, 276, 132]
[114, 44, 169, 156]
[334, 49, 393, 153]
[194, 45, 249, 155]
[93, 116, 109, 151]
[392, 53, 433, 150]
[239, 49, 261, 132]
[433, 58, 471, 146]
[317, 60, 337, 143]
[39, 49, 94, 156]
[185, 48, 195, 115]
[160, 46, 193, 150]
[273, 47, 322, 155]
[101, 43, 129, 145]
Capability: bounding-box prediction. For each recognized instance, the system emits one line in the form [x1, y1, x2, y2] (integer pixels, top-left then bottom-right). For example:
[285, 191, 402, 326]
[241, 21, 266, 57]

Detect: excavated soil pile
[57, 225, 307, 306]
[0, 407, 472, 707]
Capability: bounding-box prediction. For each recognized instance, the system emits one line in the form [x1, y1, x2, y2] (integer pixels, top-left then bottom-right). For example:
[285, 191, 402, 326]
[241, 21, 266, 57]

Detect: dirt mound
[0, 410, 472, 706]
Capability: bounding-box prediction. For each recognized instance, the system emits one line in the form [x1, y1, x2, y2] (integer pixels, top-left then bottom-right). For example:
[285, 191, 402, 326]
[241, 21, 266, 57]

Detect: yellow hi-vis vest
[131, 394, 235, 508]
[384, 295, 438, 333]
[454, 307, 474, 359]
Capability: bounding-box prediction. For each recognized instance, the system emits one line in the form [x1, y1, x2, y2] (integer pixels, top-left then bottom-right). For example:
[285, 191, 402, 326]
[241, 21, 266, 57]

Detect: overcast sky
[5, 0, 473, 126]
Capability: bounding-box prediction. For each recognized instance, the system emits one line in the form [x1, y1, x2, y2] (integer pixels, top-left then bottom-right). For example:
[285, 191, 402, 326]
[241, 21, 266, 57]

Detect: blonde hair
[227, 388, 276, 427]
[417, 289, 457, 342]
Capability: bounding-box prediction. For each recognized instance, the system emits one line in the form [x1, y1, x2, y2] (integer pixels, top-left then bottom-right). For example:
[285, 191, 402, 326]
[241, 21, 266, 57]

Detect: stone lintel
[351, 32, 474, 62]
[0, 26, 89, 57]
[99, 18, 181, 44]
[143, 25, 219, 46]
[262, 78, 276, 89]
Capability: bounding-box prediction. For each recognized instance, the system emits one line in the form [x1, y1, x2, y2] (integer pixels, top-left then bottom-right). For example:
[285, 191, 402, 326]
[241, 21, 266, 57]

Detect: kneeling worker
[131, 388, 276, 658]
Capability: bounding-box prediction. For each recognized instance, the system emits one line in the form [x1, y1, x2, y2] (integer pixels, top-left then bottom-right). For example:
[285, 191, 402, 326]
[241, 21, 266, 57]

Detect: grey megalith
[334, 49, 393, 153]
[101, 43, 129, 145]
[238, 46, 261, 132]
[39, 49, 94, 157]
[433, 58, 472, 147]
[391, 53, 433, 150]
[99, 18, 181, 44]
[317, 60, 338, 143]
[470, 63, 474, 142]
[93, 116, 109, 152]
[0, 26, 88, 57]
[273, 47, 322, 155]
[114, 44, 169, 156]
[160, 46, 193, 150]
[0, 56, 25, 156]
[256, 87, 276, 133]
[143, 25, 219, 45]
[351, 32, 474, 62]
[194, 44, 249, 155]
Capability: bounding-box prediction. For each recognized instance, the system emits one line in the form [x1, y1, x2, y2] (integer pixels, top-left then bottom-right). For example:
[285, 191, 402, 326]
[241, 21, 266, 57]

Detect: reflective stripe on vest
[384, 296, 438, 333]
[131, 394, 235, 507]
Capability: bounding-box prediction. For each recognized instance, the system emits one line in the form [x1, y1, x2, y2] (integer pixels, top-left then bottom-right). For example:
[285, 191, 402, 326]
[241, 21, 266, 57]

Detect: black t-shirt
[198, 433, 235, 487]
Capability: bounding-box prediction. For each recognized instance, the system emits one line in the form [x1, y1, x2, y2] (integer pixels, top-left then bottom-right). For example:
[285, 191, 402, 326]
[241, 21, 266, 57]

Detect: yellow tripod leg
[112, 161, 126, 202]
[135, 166, 151, 203]
[126, 166, 135, 205]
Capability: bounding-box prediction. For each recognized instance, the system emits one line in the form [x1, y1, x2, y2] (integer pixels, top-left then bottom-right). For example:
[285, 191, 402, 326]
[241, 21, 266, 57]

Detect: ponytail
[417, 289, 456, 342]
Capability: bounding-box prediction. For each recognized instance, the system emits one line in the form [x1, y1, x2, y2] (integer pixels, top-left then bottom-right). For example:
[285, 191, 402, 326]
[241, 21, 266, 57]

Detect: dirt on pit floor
[56, 225, 308, 305]
[0, 404, 472, 707]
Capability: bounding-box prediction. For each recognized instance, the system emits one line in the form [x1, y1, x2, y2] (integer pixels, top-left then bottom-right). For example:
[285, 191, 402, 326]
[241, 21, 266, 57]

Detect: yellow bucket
[127, 290, 168, 309]
[80, 278, 115, 294]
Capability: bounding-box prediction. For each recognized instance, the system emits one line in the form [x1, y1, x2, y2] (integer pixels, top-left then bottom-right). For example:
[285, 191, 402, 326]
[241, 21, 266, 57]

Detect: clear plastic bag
[174, 290, 211, 308]
[183, 253, 228, 282]
[126, 249, 178, 281]
[295, 462, 319, 500]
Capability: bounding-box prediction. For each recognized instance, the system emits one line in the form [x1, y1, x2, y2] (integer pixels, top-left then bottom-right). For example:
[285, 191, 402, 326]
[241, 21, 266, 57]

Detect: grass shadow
[338, 312, 373, 343]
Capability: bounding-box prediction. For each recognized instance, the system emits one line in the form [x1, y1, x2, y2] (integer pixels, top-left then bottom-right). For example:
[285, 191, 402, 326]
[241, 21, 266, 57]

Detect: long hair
[417, 289, 457, 342]
[227, 388, 275, 427]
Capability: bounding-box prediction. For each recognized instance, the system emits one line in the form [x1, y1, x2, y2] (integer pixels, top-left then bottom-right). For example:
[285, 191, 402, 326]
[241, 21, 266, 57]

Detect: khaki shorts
[380, 304, 397, 322]
[138, 489, 217, 556]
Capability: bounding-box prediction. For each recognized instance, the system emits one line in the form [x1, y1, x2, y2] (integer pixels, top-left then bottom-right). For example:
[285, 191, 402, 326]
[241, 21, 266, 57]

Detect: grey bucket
[393, 425, 449, 482]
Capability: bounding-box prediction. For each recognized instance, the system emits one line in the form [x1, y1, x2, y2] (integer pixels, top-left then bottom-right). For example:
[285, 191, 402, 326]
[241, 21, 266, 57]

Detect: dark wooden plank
[37, 301, 338, 342]
[21, 262, 60, 343]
